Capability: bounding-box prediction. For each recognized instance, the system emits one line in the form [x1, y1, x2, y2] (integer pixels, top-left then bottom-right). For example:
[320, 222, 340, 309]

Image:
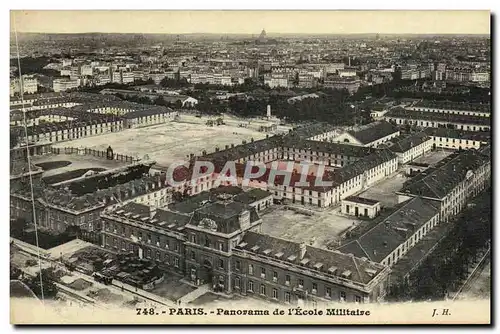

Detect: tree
[10, 218, 28, 238]
[24, 268, 58, 299]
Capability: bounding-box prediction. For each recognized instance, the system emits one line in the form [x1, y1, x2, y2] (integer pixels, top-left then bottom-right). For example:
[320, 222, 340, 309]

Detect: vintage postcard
[9, 10, 491, 325]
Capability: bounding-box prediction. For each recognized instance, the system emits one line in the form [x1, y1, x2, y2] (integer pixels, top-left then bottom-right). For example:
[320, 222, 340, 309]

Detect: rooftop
[343, 196, 380, 206]
[398, 149, 490, 200]
[386, 107, 491, 126]
[337, 197, 440, 263]
[346, 121, 400, 145]
[235, 231, 387, 287]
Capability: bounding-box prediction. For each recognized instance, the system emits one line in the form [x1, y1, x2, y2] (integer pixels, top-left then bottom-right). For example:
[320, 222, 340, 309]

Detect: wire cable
[12, 13, 45, 303]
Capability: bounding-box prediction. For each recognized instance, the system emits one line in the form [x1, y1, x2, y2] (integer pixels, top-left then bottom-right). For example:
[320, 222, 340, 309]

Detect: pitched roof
[338, 197, 439, 263]
[346, 121, 399, 145]
[388, 131, 430, 153]
[236, 231, 386, 286]
[386, 107, 491, 125]
[398, 149, 489, 199]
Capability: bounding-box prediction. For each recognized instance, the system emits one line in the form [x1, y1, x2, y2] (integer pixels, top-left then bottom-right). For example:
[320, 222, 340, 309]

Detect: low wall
[50, 146, 140, 164]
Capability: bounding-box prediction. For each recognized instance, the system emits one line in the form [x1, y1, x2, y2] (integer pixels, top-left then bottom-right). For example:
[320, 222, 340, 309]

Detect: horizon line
[13, 31, 491, 36]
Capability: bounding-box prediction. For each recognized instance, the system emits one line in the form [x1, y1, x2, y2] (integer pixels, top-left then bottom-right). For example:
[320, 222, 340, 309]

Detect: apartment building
[10, 75, 38, 97]
[53, 78, 80, 92]
[324, 76, 361, 94]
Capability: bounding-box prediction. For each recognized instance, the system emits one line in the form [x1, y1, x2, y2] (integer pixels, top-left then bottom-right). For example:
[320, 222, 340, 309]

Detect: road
[11, 239, 176, 308]
[453, 248, 491, 301]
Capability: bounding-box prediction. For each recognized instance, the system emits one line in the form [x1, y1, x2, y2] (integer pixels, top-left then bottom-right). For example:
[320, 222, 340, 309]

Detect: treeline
[10, 56, 53, 76]
[387, 188, 491, 302]
[10, 266, 59, 300]
[351, 79, 490, 103]
[226, 89, 372, 125]
[68, 164, 151, 196]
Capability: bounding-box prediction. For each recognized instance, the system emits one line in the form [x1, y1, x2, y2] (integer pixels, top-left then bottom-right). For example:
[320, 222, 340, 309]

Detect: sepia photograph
[8, 8, 492, 325]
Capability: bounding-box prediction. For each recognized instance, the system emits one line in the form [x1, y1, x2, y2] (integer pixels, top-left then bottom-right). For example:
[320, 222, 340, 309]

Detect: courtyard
[260, 205, 362, 248]
[149, 275, 196, 302]
[411, 149, 455, 166]
[54, 119, 269, 166]
[358, 172, 407, 208]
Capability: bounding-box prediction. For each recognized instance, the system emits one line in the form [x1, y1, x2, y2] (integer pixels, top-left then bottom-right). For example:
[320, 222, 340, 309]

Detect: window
[235, 261, 241, 271]
[234, 277, 240, 288]
[312, 282, 317, 294]
[248, 281, 254, 292]
[174, 258, 179, 268]
[298, 279, 304, 288]
[272, 288, 278, 299]
[249, 264, 254, 275]
[191, 251, 195, 260]
[326, 287, 331, 298]
[260, 284, 266, 295]
[285, 292, 290, 303]
[340, 291, 346, 302]
[190, 234, 196, 243]
[261, 267, 266, 278]
[285, 275, 290, 286]
[174, 242, 179, 252]
[219, 259, 224, 269]
[355, 295, 362, 304]
[155, 251, 160, 260]
[165, 255, 170, 264]
[218, 242, 224, 251]
[273, 271, 278, 282]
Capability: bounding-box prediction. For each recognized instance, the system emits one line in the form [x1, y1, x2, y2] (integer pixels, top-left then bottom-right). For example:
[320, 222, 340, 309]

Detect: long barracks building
[384, 107, 491, 132]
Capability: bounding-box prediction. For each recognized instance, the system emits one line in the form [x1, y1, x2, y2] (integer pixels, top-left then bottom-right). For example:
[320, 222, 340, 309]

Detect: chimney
[299, 242, 307, 260]
[215, 147, 220, 152]
[225, 145, 229, 150]
[150, 206, 157, 218]
[231, 143, 235, 148]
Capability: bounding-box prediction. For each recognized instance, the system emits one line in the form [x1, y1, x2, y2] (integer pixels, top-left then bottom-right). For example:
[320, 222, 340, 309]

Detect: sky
[10, 10, 490, 35]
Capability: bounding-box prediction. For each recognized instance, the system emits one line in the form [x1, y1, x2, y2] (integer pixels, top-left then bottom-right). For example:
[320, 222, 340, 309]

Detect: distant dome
[258, 29, 267, 41]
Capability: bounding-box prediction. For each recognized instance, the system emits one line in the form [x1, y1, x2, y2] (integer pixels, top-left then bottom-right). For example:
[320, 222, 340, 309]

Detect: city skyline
[11, 10, 491, 35]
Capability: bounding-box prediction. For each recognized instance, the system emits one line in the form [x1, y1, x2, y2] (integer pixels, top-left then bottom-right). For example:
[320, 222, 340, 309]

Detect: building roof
[387, 131, 430, 153]
[413, 100, 490, 113]
[189, 201, 260, 235]
[386, 107, 491, 126]
[343, 196, 380, 206]
[346, 121, 399, 145]
[398, 149, 490, 200]
[288, 123, 337, 139]
[337, 197, 439, 263]
[423, 127, 491, 142]
[331, 149, 397, 185]
[113, 202, 191, 233]
[233, 188, 273, 204]
[284, 139, 374, 157]
[236, 231, 387, 286]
